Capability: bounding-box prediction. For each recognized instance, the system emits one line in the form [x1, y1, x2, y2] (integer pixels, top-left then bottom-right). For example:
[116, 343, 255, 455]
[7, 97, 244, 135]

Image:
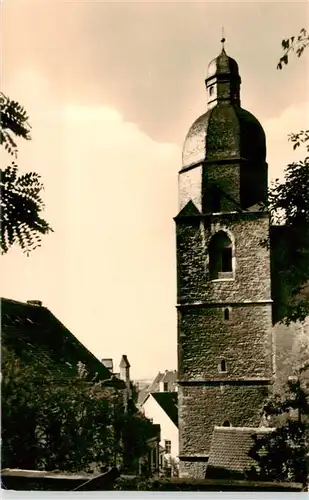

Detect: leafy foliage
[1, 349, 154, 473]
[0, 93, 31, 157]
[268, 136, 309, 324]
[269, 36, 309, 324]
[277, 28, 309, 69]
[0, 93, 52, 254]
[247, 377, 309, 486]
[1, 164, 52, 254]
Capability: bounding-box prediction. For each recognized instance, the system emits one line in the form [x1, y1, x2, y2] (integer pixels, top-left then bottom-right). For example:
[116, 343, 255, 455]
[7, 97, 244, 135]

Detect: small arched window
[222, 420, 231, 427]
[209, 231, 233, 280]
[220, 359, 227, 372]
[224, 308, 230, 321]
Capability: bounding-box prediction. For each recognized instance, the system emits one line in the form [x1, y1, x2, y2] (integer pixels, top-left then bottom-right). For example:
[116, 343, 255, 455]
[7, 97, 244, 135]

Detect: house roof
[161, 370, 177, 384]
[1, 297, 112, 382]
[137, 370, 178, 406]
[206, 426, 275, 479]
[151, 392, 178, 427]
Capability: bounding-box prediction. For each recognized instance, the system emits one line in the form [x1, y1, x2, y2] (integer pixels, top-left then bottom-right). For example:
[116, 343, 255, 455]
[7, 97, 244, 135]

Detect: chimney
[119, 355, 130, 381]
[119, 355, 131, 407]
[101, 358, 113, 373]
[27, 300, 42, 306]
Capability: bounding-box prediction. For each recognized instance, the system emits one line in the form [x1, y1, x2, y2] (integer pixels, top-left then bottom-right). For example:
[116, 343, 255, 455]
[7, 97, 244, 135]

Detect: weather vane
[221, 26, 226, 49]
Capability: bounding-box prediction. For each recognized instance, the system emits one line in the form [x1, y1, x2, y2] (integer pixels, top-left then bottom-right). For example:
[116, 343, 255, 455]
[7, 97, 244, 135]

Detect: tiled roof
[1, 297, 112, 381]
[137, 372, 163, 406]
[206, 426, 275, 479]
[137, 370, 178, 406]
[151, 392, 178, 427]
[161, 370, 177, 384]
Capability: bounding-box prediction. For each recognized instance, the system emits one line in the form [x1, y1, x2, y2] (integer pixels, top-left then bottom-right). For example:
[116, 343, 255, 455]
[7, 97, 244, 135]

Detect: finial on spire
[221, 26, 226, 52]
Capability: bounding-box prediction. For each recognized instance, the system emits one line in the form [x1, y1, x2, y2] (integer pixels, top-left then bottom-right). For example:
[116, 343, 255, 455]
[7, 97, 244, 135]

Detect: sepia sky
[1, 0, 309, 379]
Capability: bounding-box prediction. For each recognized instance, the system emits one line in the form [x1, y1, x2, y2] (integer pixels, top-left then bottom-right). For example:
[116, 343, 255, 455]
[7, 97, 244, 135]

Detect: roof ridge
[1, 297, 46, 308]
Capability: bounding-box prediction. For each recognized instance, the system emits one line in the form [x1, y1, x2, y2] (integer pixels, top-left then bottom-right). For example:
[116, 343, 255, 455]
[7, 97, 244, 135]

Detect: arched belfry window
[209, 231, 233, 280]
[223, 420, 231, 427]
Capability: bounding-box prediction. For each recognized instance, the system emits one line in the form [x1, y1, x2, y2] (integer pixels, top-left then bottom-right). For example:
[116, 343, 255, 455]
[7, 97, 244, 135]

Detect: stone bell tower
[176, 41, 274, 478]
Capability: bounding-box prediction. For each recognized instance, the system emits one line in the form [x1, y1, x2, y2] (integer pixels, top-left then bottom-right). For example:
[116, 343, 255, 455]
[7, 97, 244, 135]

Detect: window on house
[209, 85, 214, 97]
[220, 359, 227, 372]
[209, 231, 233, 279]
[223, 420, 231, 427]
[224, 308, 230, 321]
[165, 440, 171, 454]
[163, 382, 168, 392]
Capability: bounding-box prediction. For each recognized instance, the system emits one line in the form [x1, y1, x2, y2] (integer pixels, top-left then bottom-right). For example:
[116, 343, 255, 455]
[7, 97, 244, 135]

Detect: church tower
[176, 42, 274, 478]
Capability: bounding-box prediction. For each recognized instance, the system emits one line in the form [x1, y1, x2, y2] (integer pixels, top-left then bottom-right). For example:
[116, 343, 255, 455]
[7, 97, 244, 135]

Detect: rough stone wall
[178, 303, 273, 380]
[178, 166, 202, 212]
[178, 383, 269, 461]
[179, 459, 208, 479]
[176, 210, 273, 478]
[176, 213, 272, 303]
[203, 163, 240, 212]
[179, 162, 241, 214]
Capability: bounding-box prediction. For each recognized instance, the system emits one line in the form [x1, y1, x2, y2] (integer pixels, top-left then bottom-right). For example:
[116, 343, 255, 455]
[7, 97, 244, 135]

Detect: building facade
[176, 43, 275, 478]
[142, 391, 179, 476]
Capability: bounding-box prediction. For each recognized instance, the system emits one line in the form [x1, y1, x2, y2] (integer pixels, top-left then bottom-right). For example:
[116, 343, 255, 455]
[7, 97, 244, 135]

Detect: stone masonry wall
[178, 303, 273, 380]
[176, 213, 271, 303]
[179, 459, 208, 479]
[179, 166, 203, 212]
[203, 163, 241, 212]
[176, 211, 273, 477]
[178, 383, 269, 459]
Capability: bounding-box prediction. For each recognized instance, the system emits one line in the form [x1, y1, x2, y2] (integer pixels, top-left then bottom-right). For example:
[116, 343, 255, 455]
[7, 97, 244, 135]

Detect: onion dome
[182, 45, 266, 170]
[207, 47, 240, 80]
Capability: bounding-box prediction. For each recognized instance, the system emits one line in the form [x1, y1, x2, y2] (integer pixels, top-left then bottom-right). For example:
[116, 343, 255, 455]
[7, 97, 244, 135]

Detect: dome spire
[221, 26, 226, 53]
[205, 36, 241, 108]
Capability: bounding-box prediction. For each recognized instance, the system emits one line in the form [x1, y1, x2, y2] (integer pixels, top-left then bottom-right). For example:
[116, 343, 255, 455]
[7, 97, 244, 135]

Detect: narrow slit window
[224, 308, 230, 321]
[209, 85, 214, 97]
[220, 359, 227, 372]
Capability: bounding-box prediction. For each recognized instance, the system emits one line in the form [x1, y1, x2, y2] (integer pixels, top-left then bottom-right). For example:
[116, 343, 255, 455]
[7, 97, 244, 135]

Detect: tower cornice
[177, 378, 273, 386]
[176, 299, 273, 309]
[174, 210, 270, 223]
[179, 158, 268, 175]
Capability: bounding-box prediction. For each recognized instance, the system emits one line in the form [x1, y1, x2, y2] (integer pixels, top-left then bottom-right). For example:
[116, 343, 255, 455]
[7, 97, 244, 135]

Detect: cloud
[265, 101, 309, 183]
[3, 1, 308, 145]
[1, 69, 180, 378]
[2, 0, 309, 379]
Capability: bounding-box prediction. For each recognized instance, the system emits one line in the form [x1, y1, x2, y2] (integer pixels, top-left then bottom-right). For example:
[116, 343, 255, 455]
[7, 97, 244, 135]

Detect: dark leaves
[0, 93, 31, 158]
[246, 378, 309, 486]
[1, 94, 52, 254]
[277, 28, 308, 69]
[268, 130, 309, 324]
[2, 349, 155, 473]
[0, 165, 53, 254]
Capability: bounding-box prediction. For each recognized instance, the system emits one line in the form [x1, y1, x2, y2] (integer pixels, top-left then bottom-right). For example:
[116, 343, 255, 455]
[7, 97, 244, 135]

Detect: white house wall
[143, 395, 179, 460]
